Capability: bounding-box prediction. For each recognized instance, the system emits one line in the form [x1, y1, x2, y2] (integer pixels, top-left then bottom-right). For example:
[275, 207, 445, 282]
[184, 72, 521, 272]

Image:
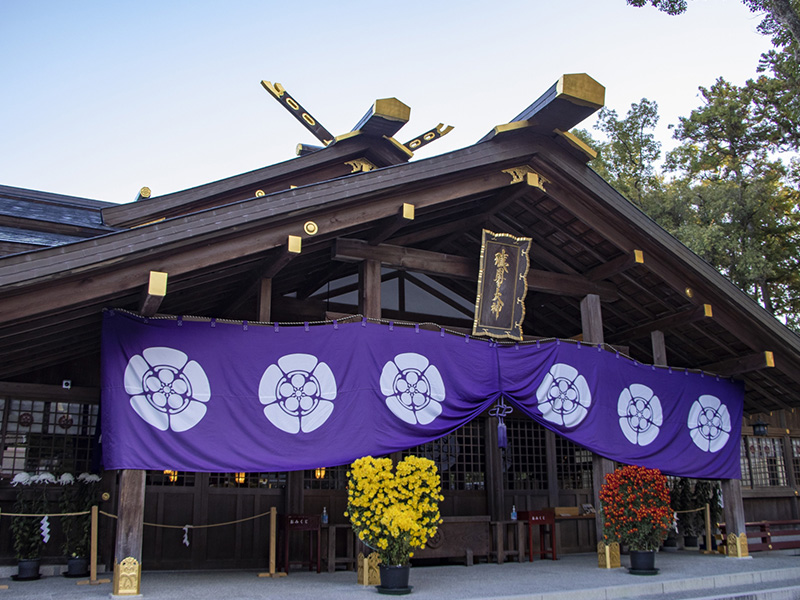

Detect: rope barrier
[99, 509, 274, 529]
[675, 507, 707, 514]
[2, 510, 91, 517]
[4, 507, 274, 530]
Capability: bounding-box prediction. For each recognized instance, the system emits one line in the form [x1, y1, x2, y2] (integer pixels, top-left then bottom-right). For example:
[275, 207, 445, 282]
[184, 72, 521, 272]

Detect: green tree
[666, 78, 800, 321]
[627, 0, 800, 48]
[593, 100, 662, 209]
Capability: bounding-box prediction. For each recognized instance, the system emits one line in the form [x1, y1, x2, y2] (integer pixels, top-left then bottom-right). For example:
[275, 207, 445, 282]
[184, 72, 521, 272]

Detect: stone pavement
[2, 551, 800, 600]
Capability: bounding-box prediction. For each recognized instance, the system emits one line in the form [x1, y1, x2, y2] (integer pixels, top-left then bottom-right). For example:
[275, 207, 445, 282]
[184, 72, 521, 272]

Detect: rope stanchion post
[258, 507, 286, 578]
[675, 505, 709, 551]
[77, 505, 110, 586]
[703, 503, 714, 555]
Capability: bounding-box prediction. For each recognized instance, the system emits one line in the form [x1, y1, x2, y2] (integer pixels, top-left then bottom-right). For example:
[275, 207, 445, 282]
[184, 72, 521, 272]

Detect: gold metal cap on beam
[288, 235, 302, 254]
[402, 203, 415, 220]
[148, 271, 168, 297]
[556, 73, 605, 109]
[372, 98, 411, 123]
[135, 187, 151, 202]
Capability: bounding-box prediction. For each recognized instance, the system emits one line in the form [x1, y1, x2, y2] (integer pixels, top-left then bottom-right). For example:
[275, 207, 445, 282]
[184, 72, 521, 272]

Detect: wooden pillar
[485, 416, 504, 521]
[651, 330, 667, 367]
[580, 294, 604, 346]
[112, 469, 145, 596]
[545, 429, 559, 507]
[358, 260, 381, 319]
[778, 411, 799, 518]
[721, 478, 749, 557]
[257, 278, 272, 322]
[581, 294, 614, 542]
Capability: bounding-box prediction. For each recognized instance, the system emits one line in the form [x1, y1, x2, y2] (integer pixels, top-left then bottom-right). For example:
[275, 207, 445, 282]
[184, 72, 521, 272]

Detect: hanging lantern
[163, 470, 178, 483]
[752, 420, 768, 437]
[235, 472, 245, 484]
[315, 467, 326, 480]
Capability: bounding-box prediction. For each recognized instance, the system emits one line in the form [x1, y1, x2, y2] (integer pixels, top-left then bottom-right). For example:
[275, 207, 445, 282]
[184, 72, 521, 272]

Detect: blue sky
[0, 1, 772, 204]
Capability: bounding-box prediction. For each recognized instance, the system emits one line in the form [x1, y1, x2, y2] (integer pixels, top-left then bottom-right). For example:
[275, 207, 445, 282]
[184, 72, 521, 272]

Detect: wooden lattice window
[0, 398, 98, 478]
[792, 438, 800, 484]
[739, 437, 751, 486]
[741, 436, 787, 488]
[503, 419, 547, 490]
[207, 472, 287, 488]
[403, 421, 486, 491]
[554, 435, 593, 490]
[304, 465, 348, 490]
[146, 470, 196, 486]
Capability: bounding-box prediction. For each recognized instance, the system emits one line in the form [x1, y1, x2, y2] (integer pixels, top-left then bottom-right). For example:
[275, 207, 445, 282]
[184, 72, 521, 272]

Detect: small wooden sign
[472, 230, 531, 341]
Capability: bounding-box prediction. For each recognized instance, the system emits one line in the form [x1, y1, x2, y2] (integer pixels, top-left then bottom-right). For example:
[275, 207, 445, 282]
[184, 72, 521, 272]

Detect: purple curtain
[101, 310, 742, 478]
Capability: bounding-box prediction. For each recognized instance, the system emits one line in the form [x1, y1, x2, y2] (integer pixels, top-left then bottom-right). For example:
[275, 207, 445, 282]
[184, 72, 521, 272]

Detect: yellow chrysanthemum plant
[346, 455, 443, 566]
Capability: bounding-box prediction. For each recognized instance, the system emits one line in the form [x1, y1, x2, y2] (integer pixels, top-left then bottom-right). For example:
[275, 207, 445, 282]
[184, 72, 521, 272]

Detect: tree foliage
[627, 0, 800, 48]
[580, 79, 800, 328]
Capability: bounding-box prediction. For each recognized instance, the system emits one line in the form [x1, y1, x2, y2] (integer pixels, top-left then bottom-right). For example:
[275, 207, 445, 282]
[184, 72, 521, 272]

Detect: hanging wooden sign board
[472, 229, 531, 341]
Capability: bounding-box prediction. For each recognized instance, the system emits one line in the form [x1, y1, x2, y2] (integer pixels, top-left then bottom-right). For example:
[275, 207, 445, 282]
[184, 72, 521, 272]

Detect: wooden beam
[404, 273, 475, 318]
[651, 330, 667, 367]
[368, 203, 415, 246]
[389, 185, 535, 248]
[334, 238, 476, 280]
[702, 351, 776, 377]
[403, 123, 454, 153]
[261, 80, 335, 146]
[608, 304, 712, 344]
[528, 270, 619, 302]
[222, 244, 300, 318]
[310, 271, 400, 301]
[0, 381, 99, 404]
[581, 294, 604, 345]
[350, 98, 411, 139]
[138, 270, 167, 317]
[359, 260, 381, 319]
[257, 278, 272, 322]
[743, 377, 793, 413]
[479, 73, 605, 142]
[334, 239, 619, 302]
[585, 250, 644, 282]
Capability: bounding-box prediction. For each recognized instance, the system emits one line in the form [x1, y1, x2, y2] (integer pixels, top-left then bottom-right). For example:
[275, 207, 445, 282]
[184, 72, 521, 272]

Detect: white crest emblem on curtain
[687, 395, 731, 453]
[124, 347, 211, 432]
[618, 383, 662, 446]
[258, 353, 336, 434]
[536, 363, 591, 428]
[381, 353, 445, 425]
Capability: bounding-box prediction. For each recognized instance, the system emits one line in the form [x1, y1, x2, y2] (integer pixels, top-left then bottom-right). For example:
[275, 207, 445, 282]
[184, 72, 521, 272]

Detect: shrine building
[1, 74, 799, 587]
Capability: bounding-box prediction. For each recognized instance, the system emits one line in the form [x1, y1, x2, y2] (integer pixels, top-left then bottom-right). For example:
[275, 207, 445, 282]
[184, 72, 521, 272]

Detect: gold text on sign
[491, 248, 509, 319]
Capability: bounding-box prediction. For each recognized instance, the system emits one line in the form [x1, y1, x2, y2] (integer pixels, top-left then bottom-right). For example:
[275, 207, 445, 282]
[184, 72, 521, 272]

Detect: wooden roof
[1, 74, 798, 417]
[0, 185, 118, 254]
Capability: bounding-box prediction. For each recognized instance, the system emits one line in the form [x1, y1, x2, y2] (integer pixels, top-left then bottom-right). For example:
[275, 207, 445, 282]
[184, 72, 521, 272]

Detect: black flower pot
[378, 564, 411, 594]
[628, 550, 658, 575]
[66, 556, 89, 577]
[15, 558, 41, 581]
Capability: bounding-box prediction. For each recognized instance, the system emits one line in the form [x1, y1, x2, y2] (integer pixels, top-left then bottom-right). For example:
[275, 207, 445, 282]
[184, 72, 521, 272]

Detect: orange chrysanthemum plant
[599, 465, 673, 552]
[346, 456, 443, 566]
